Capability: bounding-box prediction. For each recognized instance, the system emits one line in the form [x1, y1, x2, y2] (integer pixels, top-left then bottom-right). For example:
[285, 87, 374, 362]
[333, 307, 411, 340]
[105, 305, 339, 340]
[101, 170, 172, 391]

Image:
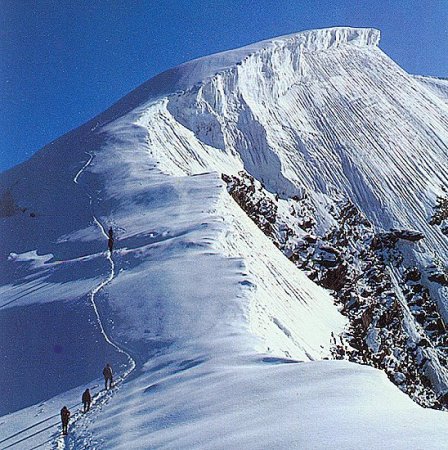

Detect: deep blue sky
[1, 0, 447, 171]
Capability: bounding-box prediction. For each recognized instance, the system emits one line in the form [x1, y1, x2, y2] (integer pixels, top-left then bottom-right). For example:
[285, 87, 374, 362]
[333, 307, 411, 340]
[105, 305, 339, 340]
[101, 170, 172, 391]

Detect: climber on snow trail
[108, 227, 114, 253]
[82, 388, 92, 412]
[103, 363, 113, 390]
[60, 406, 71, 435]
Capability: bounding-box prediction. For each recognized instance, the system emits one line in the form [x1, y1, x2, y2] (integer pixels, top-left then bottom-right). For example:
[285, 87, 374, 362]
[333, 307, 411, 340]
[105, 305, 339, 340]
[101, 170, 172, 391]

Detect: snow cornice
[158, 27, 380, 94]
[87, 27, 381, 128]
[182, 27, 380, 70]
[286, 27, 381, 51]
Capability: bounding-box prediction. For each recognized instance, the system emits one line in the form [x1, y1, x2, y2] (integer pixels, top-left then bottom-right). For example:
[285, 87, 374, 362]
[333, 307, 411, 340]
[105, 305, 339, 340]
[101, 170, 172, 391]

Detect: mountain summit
[1, 27, 448, 448]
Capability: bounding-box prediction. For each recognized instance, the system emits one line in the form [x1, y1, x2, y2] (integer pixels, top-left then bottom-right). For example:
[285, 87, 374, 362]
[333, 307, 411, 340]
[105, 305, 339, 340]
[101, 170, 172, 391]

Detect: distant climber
[108, 227, 114, 253]
[82, 388, 92, 412]
[103, 363, 113, 390]
[60, 406, 71, 435]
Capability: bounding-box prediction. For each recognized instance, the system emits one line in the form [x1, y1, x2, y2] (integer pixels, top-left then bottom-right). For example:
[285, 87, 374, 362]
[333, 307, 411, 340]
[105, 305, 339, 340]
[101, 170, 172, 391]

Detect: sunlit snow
[1, 27, 448, 449]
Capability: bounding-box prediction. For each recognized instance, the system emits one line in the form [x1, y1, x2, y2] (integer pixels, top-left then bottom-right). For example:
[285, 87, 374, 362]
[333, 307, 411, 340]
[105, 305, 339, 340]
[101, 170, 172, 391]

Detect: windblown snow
[1, 27, 448, 449]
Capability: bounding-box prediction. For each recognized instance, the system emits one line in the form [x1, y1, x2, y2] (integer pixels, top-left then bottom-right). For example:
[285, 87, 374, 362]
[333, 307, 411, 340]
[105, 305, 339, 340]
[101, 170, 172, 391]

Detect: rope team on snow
[60, 364, 113, 435]
[60, 230, 116, 436]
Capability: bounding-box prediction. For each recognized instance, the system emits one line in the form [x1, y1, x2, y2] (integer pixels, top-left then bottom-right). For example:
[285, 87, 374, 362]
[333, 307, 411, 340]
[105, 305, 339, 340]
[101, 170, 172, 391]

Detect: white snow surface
[1, 27, 448, 448]
[414, 75, 448, 102]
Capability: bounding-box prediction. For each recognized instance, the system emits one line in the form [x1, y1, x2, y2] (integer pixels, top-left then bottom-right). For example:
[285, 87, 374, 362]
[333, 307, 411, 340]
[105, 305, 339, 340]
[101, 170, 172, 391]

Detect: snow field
[1, 26, 448, 449]
[89, 357, 448, 449]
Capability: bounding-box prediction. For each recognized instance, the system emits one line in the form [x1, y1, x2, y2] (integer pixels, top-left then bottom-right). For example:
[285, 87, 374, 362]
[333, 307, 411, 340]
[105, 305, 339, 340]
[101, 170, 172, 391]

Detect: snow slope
[415, 75, 448, 102]
[1, 27, 448, 448]
[141, 27, 448, 283]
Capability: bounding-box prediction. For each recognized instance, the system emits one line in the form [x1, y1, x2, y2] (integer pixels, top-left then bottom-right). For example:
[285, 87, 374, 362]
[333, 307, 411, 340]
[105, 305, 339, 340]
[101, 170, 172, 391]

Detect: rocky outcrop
[222, 172, 277, 236]
[427, 265, 448, 286]
[371, 229, 424, 250]
[223, 171, 448, 410]
[430, 194, 448, 226]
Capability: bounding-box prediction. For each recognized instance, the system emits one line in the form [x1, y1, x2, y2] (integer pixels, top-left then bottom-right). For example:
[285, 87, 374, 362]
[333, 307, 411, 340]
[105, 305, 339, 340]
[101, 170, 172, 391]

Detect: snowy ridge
[74, 152, 136, 380]
[143, 26, 380, 97]
[140, 28, 448, 314]
[68, 27, 380, 126]
[1, 27, 448, 448]
[138, 24, 448, 405]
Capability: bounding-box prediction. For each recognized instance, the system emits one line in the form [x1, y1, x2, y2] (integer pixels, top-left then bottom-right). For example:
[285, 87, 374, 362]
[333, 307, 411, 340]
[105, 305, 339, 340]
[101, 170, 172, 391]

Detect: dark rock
[418, 338, 431, 347]
[319, 245, 340, 256]
[429, 195, 448, 226]
[304, 234, 318, 243]
[404, 267, 421, 282]
[221, 173, 232, 184]
[345, 297, 359, 311]
[425, 319, 446, 333]
[410, 284, 424, 294]
[360, 288, 372, 298]
[314, 256, 339, 268]
[319, 263, 348, 291]
[441, 223, 448, 236]
[288, 253, 300, 263]
[428, 272, 448, 286]
[361, 307, 374, 330]
[374, 285, 385, 296]
[306, 270, 318, 281]
[414, 311, 426, 325]
[420, 374, 432, 388]
[438, 391, 448, 406]
[390, 228, 425, 242]
[408, 295, 424, 306]
[299, 217, 314, 230]
[371, 233, 398, 250]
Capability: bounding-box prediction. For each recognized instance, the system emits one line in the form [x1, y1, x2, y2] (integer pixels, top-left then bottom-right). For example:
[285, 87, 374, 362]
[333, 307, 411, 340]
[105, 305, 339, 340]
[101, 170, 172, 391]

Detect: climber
[82, 388, 92, 412]
[108, 227, 114, 253]
[60, 406, 71, 435]
[103, 363, 113, 390]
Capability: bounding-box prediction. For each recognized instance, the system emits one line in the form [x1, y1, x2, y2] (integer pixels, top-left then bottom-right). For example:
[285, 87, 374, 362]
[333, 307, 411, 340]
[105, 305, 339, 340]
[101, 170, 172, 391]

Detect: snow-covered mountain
[1, 27, 448, 449]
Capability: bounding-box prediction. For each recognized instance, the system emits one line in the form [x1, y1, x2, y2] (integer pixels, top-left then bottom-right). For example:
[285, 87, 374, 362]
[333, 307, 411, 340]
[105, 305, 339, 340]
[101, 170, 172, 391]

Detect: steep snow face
[157, 30, 447, 224]
[139, 27, 448, 317]
[147, 26, 379, 96]
[415, 76, 448, 103]
[93, 27, 380, 120]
